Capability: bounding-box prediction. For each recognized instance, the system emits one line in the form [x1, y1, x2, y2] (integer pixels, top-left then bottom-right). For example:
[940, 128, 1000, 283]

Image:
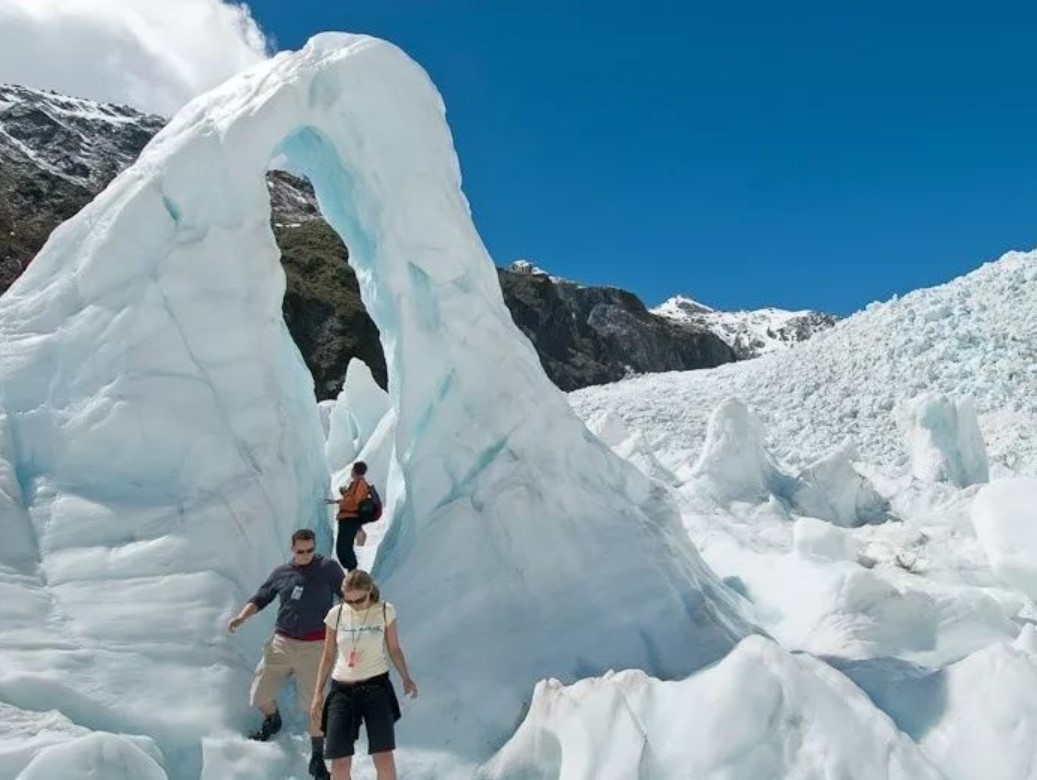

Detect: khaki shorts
[249, 633, 325, 711]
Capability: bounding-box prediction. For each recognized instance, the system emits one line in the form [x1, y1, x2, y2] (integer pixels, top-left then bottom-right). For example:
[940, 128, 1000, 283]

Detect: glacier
[0, 33, 754, 779]
[898, 392, 990, 487]
[571, 248, 1037, 779]
[324, 359, 388, 476]
[483, 636, 944, 780]
[6, 24, 1037, 780]
[971, 478, 1037, 600]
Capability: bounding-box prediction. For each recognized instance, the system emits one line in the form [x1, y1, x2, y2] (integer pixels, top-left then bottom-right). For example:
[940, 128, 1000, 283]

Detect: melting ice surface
[0, 33, 752, 779]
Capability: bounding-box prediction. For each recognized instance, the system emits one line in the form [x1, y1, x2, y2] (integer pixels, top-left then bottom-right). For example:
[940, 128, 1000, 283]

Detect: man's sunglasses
[294, 547, 315, 555]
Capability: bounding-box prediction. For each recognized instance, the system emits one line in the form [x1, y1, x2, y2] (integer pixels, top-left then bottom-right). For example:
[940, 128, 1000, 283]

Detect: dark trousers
[336, 518, 363, 571]
[322, 674, 400, 758]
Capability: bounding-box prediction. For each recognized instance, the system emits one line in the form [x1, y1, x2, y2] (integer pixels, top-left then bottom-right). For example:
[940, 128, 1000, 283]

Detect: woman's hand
[403, 677, 418, 699]
[310, 696, 323, 726]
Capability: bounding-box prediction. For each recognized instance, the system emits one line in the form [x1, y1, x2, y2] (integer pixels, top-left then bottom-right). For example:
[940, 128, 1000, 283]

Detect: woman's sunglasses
[344, 594, 370, 605]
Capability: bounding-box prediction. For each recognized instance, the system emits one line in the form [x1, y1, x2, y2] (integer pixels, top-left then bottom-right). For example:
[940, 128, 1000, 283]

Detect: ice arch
[0, 34, 752, 774]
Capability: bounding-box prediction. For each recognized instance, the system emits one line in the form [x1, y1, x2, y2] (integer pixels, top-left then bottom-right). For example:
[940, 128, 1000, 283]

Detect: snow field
[563, 249, 1037, 778]
[572, 250, 1037, 477]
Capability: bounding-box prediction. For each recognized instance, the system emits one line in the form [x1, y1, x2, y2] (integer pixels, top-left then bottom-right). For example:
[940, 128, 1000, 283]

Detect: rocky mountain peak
[653, 294, 838, 359]
[0, 83, 164, 189]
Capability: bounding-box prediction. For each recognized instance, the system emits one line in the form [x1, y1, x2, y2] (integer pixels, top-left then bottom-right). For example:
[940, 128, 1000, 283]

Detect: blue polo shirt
[250, 554, 344, 639]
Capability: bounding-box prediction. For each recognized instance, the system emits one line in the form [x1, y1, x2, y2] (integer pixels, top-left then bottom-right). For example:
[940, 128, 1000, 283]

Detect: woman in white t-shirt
[311, 569, 417, 780]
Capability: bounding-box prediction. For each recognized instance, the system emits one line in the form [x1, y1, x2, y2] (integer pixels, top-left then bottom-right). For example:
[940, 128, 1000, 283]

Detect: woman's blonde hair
[343, 569, 380, 602]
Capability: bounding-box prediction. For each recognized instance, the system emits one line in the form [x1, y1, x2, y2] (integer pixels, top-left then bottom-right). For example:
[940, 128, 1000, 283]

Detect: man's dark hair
[352, 461, 368, 476]
[291, 528, 316, 546]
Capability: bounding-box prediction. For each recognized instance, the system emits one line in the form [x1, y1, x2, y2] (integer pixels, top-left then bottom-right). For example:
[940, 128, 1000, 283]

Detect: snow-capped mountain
[0, 84, 165, 294]
[508, 258, 552, 277]
[0, 84, 315, 288]
[0, 83, 164, 188]
[653, 293, 837, 358]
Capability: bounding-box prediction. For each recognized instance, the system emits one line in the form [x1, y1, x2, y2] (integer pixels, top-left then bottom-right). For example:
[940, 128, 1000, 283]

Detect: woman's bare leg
[371, 751, 396, 780]
[330, 756, 352, 780]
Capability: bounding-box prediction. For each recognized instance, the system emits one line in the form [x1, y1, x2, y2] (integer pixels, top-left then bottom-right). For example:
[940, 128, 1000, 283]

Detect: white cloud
[0, 0, 271, 116]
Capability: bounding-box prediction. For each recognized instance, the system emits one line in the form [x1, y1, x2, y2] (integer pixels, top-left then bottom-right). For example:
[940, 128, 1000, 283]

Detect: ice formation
[15, 733, 168, 780]
[680, 398, 795, 504]
[0, 33, 753, 777]
[791, 441, 889, 527]
[483, 636, 942, 780]
[681, 400, 885, 527]
[898, 393, 990, 487]
[972, 478, 1037, 599]
[315, 399, 335, 438]
[792, 516, 860, 563]
[585, 409, 679, 487]
[841, 638, 1037, 780]
[325, 359, 389, 474]
[571, 250, 1037, 475]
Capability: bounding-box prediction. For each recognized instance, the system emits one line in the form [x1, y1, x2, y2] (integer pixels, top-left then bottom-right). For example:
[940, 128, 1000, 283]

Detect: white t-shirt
[324, 601, 396, 682]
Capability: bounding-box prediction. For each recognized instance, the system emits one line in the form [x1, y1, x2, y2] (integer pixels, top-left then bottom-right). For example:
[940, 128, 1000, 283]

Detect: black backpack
[357, 484, 383, 523]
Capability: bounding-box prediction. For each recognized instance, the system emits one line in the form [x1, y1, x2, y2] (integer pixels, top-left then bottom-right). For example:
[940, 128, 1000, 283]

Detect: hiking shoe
[248, 711, 282, 741]
[309, 754, 330, 778]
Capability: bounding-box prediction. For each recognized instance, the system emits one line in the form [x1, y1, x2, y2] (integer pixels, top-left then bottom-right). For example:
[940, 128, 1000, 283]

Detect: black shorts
[323, 676, 398, 758]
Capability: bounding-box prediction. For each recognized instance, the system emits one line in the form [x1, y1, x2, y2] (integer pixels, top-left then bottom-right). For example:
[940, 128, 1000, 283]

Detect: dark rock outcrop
[275, 214, 387, 397]
[499, 265, 735, 390]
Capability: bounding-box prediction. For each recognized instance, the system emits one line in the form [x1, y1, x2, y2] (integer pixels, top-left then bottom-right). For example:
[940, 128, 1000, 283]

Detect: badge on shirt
[290, 585, 304, 600]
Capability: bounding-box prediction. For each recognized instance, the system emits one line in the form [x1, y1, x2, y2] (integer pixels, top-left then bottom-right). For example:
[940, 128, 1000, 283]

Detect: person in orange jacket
[326, 461, 370, 571]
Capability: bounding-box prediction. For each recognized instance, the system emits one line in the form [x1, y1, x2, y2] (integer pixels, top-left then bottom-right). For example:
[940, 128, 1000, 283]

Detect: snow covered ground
[3, 28, 1037, 780]
[582, 251, 1037, 477]
[565, 248, 1037, 779]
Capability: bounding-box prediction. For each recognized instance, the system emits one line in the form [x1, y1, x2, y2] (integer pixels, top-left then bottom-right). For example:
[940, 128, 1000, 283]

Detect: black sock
[311, 735, 324, 756]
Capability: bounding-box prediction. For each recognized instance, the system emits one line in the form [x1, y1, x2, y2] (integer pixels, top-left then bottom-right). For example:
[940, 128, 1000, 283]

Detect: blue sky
[246, 1, 1037, 315]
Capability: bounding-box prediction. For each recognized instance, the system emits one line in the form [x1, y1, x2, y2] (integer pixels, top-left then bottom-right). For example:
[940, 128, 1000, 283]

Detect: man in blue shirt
[228, 529, 344, 778]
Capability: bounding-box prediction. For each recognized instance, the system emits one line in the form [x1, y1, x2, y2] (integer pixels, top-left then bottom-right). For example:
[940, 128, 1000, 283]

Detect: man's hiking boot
[309, 754, 330, 779]
[248, 711, 282, 741]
